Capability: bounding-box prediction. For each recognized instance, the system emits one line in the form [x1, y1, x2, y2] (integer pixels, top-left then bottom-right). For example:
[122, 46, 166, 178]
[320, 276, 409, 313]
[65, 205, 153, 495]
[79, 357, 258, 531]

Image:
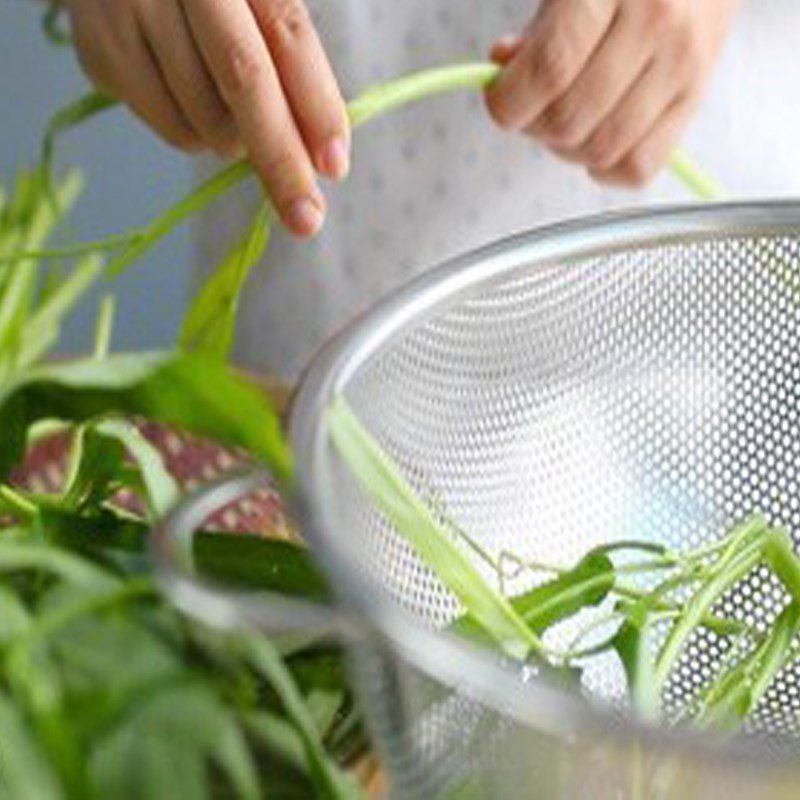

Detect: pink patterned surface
[10, 422, 292, 537]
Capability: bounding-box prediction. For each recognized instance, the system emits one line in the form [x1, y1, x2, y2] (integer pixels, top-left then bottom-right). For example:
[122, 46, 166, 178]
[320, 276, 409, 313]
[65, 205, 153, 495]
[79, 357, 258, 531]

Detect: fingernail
[286, 196, 324, 238]
[317, 136, 350, 180]
[491, 34, 524, 64]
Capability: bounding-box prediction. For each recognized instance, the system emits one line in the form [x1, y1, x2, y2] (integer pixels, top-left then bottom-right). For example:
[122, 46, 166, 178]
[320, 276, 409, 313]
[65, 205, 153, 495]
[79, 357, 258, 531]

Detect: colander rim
[290, 200, 800, 773]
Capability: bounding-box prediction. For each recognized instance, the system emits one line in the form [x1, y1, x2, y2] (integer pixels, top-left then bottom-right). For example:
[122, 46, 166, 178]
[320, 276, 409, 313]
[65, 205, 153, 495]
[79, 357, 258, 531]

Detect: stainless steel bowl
[154, 202, 800, 799]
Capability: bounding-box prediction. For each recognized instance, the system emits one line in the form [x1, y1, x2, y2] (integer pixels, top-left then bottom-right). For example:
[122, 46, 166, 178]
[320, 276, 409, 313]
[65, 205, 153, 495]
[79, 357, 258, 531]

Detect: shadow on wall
[0, 1, 193, 353]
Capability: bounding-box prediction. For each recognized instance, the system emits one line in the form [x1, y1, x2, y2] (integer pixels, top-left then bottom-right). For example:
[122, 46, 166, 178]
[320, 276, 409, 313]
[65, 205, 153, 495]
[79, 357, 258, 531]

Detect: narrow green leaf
[697, 603, 800, 730]
[90, 418, 179, 518]
[0, 541, 115, 588]
[244, 710, 309, 773]
[0, 690, 63, 800]
[106, 161, 251, 277]
[328, 394, 539, 660]
[748, 602, 800, 703]
[0, 172, 83, 369]
[0, 485, 39, 523]
[180, 202, 273, 359]
[451, 552, 614, 646]
[91, 682, 251, 800]
[654, 537, 766, 692]
[242, 636, 361, 800]
[213, 715, 261, 800]
[15, 254, 104, 371]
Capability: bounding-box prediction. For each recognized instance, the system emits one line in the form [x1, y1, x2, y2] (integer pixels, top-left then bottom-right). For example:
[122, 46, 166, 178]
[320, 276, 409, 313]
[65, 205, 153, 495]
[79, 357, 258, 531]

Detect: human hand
[486, 0, 741, 187]
[64, 0, 351, 237]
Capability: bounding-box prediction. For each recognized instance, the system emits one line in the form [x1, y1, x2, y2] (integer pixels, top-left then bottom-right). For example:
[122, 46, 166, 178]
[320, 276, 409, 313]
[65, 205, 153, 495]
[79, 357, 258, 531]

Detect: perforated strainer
[153, 202, 800, 799]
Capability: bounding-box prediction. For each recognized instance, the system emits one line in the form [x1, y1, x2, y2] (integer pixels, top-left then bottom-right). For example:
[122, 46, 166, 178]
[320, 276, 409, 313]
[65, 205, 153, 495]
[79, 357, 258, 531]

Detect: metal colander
[154, 202, 800, 799]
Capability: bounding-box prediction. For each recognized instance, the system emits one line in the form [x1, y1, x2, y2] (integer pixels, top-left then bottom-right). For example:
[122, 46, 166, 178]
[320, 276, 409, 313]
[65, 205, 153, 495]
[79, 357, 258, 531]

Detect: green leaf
[24, 578, 153, 651]
[61, 425, 127, 513]
[180, 201, 273, 359]
[86, 418, 179, 518]
[288, 652, 349, 736]
[747, 601, 800, 703]
[451, 552, 614, 646]
[14, 254, 104, 371]
[0, 351, 292, 482]
[91, 682, 255, 800]
[193, 532, 329, 599]
[0, 171, 83, 377]
[328, 395, 538, 660]
[654, 536, 766, 692]
[0, 690, 63, 800]
[698, 602, 800, 731]
[213, 714, 261, 800]
[38, 505, 330, 599]
[244, 710, 309, 773]
[0, 586, 32, 645]
[48, 612, 180, 708]
[242, 636, 361, 800]
[60, 416, 179, 519]
[0, 541, 115, 588]
[0, 484, 38, 523]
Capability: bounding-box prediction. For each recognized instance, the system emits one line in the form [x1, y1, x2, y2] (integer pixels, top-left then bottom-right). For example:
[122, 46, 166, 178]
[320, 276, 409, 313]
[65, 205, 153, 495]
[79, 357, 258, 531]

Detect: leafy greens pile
[0, 161, 368, 799]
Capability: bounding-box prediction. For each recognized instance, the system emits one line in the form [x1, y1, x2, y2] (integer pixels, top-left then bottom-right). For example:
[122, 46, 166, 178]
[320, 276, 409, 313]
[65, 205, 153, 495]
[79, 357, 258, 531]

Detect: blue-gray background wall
[0, 0, 192, 353]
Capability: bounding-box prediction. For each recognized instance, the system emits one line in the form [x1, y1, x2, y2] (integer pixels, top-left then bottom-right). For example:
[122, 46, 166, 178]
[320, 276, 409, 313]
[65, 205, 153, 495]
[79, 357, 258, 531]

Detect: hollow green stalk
[763, 530, 800, 601]
[653, 536, 768, 692]
[93, 295, 116, 359]
[5, 62, 716, 272]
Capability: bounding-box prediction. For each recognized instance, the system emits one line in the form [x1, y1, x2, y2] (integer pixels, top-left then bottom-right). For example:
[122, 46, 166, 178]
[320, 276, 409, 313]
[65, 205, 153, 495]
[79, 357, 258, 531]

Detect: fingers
[69, 1, 202, 152]
[524, 6, 657, 150]
[571, 56, 685, 172]
[487, 0, 742, 189]
[486, 0, 616, 131]
[247, 0, 351, 180]
[181, 0, 325, 237]
[589, 94, 697, 188]
[137, 0, 240, 158]
[69, 0, 348, 237]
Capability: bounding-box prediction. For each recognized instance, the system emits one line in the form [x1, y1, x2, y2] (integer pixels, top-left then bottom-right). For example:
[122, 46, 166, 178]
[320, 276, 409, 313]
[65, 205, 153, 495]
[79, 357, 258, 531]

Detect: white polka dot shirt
[195, 0, 800, 380]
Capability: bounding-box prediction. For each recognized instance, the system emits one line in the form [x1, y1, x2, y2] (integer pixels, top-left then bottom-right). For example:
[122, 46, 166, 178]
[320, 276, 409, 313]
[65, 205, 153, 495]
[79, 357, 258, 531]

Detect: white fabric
[195, 0, 800, 380]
